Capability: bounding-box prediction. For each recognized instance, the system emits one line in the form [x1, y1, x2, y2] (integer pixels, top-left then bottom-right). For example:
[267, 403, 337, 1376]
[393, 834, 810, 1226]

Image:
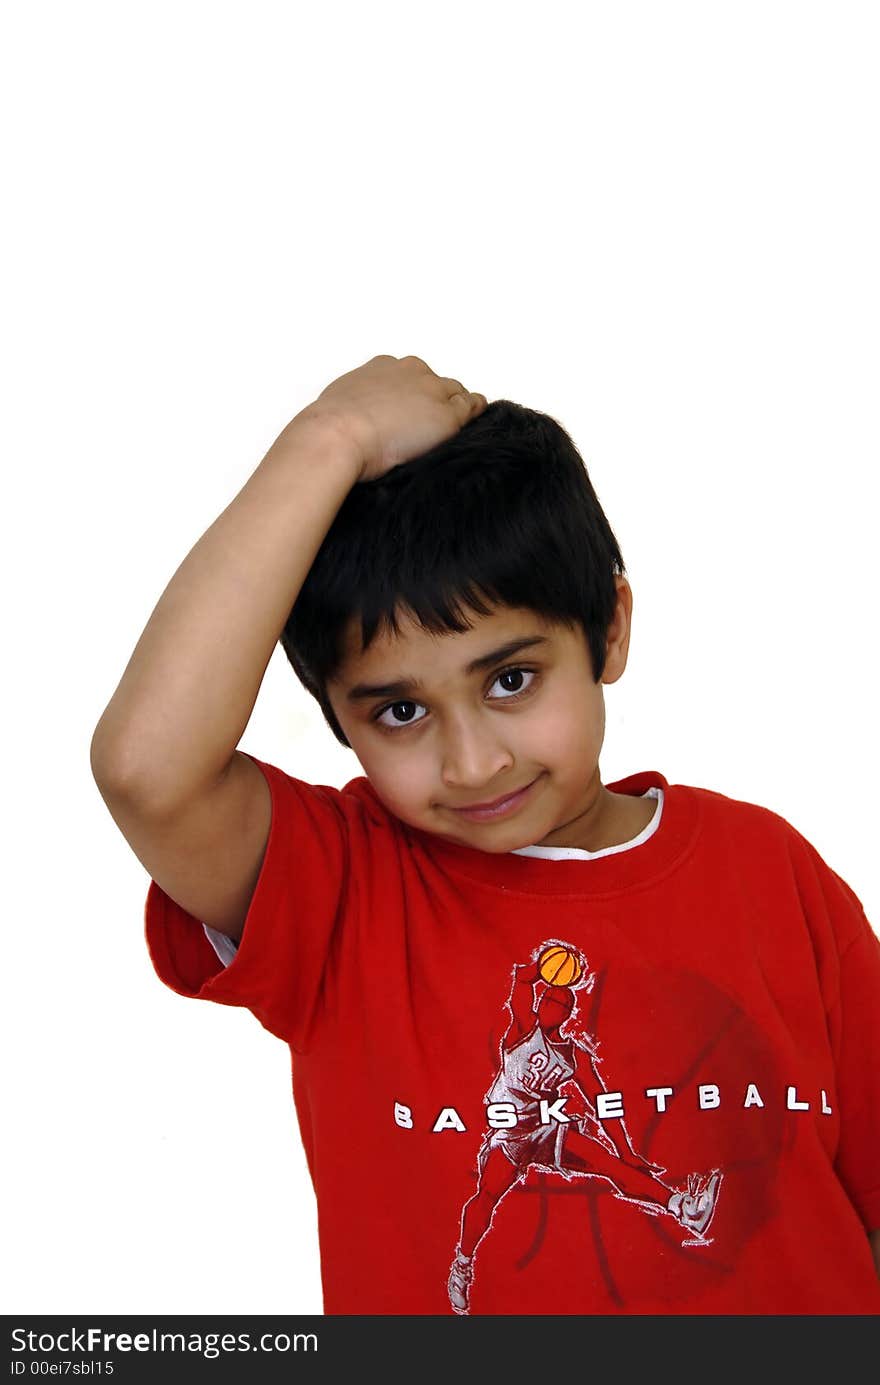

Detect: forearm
[90, 410, 361, 812]
[506, 968, 538, 1035]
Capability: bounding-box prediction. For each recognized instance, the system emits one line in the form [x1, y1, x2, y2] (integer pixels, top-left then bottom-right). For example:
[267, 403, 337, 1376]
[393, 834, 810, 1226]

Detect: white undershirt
[201, 786, 664, 966]
[511, 785, 663, 859]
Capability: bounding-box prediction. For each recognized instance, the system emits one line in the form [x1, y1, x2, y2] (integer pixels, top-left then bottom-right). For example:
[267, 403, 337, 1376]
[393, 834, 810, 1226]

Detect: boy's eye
[374, 700, 428, 730]
[492, 667, 534, 698]
[372, 666, 538, 732]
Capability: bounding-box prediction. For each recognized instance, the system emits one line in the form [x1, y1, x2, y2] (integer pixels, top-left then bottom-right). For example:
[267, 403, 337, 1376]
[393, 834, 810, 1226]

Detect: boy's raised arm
[88, 357, 485, 941]
[90, 354, 487, 815]
[89, 409, 362, 814]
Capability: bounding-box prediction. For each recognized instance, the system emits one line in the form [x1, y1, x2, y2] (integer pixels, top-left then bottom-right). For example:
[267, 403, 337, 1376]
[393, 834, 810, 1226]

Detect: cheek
[359, 745, 433, 808]
[530, 684, 603, 759]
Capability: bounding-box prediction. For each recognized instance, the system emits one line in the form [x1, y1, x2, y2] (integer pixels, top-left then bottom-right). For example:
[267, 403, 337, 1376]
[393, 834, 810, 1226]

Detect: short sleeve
[144, 753, 355, 1053]
[831, 908, 880, 1231]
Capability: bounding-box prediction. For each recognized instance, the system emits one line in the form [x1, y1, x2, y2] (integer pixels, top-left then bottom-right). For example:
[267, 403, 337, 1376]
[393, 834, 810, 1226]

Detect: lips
[449, 774, 542, 819]
[455, 782, 536, 811]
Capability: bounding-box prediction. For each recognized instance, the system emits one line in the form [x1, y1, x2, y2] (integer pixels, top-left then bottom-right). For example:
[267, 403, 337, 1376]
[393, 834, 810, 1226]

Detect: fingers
[391, 355, 488, 415]
[444, 377, 488, 413]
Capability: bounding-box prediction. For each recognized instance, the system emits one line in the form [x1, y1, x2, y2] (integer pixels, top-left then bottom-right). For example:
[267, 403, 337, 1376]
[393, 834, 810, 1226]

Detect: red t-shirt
[145, 754, 880, 1314]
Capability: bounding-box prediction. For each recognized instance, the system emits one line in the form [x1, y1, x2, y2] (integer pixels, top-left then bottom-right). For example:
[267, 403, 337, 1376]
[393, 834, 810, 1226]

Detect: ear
[601, 576, 633, 686]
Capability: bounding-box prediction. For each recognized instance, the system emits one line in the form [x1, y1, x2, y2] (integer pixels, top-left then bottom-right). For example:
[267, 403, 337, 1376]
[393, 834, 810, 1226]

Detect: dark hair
[280, 399, 626, 748]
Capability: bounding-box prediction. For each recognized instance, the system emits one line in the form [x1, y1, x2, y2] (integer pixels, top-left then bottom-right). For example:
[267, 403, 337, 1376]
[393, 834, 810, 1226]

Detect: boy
[91, 353, 880, 1315]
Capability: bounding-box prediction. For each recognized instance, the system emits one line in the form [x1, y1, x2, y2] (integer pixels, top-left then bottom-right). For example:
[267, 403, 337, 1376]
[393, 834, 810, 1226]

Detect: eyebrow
[345, 635, 552, 704]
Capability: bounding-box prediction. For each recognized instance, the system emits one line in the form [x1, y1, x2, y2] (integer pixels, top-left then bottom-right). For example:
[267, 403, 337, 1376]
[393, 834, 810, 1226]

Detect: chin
[456, 819, 543, 853]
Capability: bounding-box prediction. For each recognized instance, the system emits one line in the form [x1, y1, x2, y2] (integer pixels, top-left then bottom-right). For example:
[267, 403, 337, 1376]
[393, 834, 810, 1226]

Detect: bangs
[309, 432, 601, 658]
[358, 583, 500, 654]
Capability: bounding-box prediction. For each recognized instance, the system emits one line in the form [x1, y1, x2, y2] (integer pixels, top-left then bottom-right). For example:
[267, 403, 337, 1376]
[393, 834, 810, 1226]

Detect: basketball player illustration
[447, 940, 723, 1315]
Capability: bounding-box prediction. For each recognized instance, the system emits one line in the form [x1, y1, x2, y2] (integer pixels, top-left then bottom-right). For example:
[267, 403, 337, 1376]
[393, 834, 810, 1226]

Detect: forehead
[332, 603, 565, 684]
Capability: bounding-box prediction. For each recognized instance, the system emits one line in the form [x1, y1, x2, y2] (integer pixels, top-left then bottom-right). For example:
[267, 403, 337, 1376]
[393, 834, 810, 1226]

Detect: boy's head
[281, 400, 635, 852]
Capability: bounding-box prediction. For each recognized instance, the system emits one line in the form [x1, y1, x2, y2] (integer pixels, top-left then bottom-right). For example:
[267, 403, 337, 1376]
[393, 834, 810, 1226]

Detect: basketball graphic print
[443, 937, 773, 1317]
[538, 945, 583, 986]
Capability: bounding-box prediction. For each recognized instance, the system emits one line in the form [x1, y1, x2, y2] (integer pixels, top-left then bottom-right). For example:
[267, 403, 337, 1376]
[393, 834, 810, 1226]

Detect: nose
[440, 713, 514, 791]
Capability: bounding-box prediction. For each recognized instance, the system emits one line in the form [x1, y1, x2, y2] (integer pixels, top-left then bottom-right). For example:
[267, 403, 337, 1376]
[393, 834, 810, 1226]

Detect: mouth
[448, 774, 544, 822]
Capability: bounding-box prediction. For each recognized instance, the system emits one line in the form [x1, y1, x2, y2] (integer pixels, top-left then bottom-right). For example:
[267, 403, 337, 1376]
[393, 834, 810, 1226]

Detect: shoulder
[248, 755, 405, 842]
[679, 778, 828, 852]
[679, 778, 869, 948]
[339, 773, 402, 833]
[678, 779, 803, 847]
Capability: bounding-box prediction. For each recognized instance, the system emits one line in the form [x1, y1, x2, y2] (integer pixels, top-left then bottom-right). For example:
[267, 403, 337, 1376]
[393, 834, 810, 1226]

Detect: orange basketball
[538, 946, 583, 987]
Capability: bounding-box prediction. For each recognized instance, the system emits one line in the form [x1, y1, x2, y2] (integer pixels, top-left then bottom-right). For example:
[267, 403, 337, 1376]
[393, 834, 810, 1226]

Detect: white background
[3, 1, 878, 1315]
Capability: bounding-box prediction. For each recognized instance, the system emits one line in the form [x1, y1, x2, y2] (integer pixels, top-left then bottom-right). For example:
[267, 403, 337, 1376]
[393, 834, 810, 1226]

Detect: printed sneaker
[667, 1169, 723, 1242]
[447, 1247, 474, 1315]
